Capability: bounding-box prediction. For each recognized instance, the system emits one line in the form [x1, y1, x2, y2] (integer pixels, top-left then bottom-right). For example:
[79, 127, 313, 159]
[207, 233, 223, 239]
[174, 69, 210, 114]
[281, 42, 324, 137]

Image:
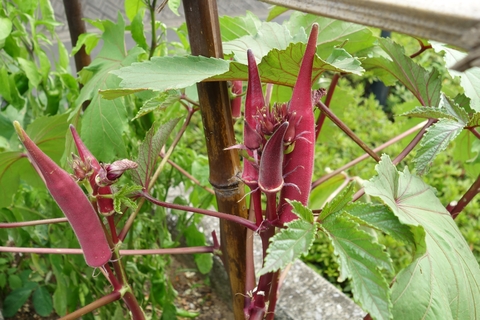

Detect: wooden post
[183, 1, 248, 319]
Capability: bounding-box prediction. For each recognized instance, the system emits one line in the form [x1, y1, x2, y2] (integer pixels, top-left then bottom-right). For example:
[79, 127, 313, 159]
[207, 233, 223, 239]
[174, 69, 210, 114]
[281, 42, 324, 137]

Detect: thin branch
[161, 155, 215, 195]
[0, 246, 214, 256]
[0, 217, 68, 228]
[311, 120, 427, 189]
[352, 118, 436, 201]
[467, 127, 480, 140]
[410, 38, 433, 59]
[140, 191, 259, 231]
[315, 73, 340, 140]
[316, 100, 381, 162]
[59, 291, 121, 320]
[449, 174, 480, 219]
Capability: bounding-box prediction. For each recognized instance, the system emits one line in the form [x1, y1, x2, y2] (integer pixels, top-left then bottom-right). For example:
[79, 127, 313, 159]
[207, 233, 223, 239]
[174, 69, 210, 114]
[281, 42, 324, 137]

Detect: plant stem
[311, 120, 427, 189]
[59, 291, 121, 320]
[352, 118, 436, 201]
[0, 246, 214, 255]
[316, 100, 381, 162]
[265, 270, 280, 320]
[449, 173, 480, 219]
[467, 127, 480, 140]
[410, 38, 433, 58]
[123, 291, 146, 320]
[104, 264, 122, 291]
[0, 217, 68, 228]
[148, 0, 158, 59]
[315, 73, 340, 140]
[140, 191, 258, 231]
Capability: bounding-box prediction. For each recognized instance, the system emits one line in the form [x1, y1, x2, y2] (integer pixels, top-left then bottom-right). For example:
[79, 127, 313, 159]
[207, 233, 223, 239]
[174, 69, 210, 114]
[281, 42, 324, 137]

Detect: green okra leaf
[364, 155, 480, 320]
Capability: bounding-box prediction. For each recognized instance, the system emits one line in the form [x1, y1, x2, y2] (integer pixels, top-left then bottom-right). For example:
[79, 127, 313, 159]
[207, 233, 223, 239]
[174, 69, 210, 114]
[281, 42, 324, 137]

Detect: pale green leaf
[0, 17, 12, 47]
[223, 22, 307, 64]
[257, 219, 316, 276]
[431, 42, 480, 112]
[322, 213, 393, 320]
[362, 39, 441, 107]
[345, 203, 416, 246]
[319, 182, 354, 220]
[213, 42, 363, 87]
[285, 12, 377, 56]
[70, 33, 100, 56]
[414, 119, 464, 175]
[17, 57, 41, 88]
[309, 173, 347, 209]
[132, 90, 181, 121]
[364, 155, 480, 320]
[124, 0, 146, 22]
[131, 11, 148, 50]
[167, 0, 181, 16]
[453, 130, 480, 178]
[111, 56, 230, 92]
[266, 6, 289, 21]
[99, 88, 148, 100]
[287, 199, 314, 223]
[219, 12, 262, 42]
[400, 106, 456, 121]
[75, 14, 144, 162]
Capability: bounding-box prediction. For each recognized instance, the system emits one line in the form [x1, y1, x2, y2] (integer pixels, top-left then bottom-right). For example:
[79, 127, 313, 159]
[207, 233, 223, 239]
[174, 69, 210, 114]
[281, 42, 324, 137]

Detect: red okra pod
[258, 122, 289, 195]
[242, 50, 266, 189]
[279, 24, 319, 224]
[14, 121, 111, 267]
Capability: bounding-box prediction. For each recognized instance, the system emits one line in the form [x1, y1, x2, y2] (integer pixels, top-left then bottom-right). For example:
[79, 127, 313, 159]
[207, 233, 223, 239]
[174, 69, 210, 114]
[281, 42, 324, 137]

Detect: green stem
[148, 0, 158, 59]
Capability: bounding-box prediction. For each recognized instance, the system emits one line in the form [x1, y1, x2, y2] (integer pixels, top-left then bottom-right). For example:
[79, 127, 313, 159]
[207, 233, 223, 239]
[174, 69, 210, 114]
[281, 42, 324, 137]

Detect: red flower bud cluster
[239, 24, 319, 225]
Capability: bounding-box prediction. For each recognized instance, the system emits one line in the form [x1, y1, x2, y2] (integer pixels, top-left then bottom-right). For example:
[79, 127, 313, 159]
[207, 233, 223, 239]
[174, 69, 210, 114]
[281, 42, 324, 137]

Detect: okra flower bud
[96, 159, 138, 187]
[13, 121, 112, 267]
[69, 125, 116, 216]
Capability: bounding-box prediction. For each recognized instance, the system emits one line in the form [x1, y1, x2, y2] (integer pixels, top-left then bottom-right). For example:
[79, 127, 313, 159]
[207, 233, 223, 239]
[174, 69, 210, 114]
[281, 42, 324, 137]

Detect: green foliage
[365, 155, 480, 319]
[2, 2, 480, 319]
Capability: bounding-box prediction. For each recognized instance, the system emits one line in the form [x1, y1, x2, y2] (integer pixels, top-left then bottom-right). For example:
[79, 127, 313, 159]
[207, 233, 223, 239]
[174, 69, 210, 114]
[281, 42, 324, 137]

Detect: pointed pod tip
[13, 121, 25, 142]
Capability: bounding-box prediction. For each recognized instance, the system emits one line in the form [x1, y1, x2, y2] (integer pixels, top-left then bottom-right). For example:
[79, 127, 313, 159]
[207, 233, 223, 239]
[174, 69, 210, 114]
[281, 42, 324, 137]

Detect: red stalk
[70, 125, 116, 216]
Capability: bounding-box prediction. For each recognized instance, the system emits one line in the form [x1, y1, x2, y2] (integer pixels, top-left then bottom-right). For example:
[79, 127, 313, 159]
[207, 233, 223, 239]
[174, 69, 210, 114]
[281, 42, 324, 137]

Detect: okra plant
[1, 1, 480, 320]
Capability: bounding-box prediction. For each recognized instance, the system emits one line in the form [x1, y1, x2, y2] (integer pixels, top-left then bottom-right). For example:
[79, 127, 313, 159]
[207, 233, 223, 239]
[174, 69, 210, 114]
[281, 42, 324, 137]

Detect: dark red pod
[14, 121, 111, 267]
[258, 122, 289, 194]
[279, 24, 319, 224]
[242, 50, 266, 190]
